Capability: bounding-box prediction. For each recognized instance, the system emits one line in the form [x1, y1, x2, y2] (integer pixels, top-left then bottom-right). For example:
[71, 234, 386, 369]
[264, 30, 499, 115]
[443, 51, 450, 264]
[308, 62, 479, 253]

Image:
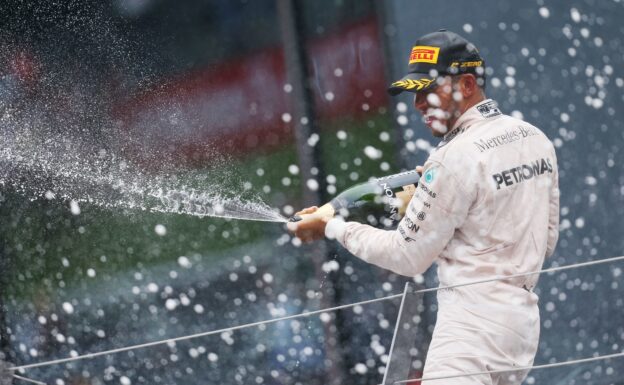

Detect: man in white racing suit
[288, 30, 560, 384]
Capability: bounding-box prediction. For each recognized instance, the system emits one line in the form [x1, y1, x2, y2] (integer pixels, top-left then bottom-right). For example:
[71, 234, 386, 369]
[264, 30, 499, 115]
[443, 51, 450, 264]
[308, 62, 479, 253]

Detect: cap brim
[387, 73, 437, 96]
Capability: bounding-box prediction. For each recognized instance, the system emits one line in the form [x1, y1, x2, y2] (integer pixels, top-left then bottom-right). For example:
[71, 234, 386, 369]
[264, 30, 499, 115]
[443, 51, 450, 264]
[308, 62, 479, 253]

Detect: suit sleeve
[325, 161, 473, 277]
[546, 155, 560, 257]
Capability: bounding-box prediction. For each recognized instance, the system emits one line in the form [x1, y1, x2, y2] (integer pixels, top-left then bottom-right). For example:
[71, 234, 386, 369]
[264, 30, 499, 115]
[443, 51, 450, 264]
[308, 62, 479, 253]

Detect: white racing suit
[325, 99, 560, 384]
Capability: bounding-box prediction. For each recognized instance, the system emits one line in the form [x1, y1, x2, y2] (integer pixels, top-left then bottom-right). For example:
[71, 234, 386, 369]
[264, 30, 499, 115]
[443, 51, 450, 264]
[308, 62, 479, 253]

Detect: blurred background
[0, 0, 623, 384]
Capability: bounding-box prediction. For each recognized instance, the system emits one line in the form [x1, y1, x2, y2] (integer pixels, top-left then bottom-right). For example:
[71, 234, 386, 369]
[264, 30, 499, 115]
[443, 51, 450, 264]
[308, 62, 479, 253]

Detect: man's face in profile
[412, 76, 465, 138]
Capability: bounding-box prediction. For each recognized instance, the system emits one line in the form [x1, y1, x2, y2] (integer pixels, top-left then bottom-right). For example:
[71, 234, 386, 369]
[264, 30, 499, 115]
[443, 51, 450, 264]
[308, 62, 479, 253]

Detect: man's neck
[448, 94, 486, 130]
[460, 93, 487, 116]
[445, 95, 487, 135]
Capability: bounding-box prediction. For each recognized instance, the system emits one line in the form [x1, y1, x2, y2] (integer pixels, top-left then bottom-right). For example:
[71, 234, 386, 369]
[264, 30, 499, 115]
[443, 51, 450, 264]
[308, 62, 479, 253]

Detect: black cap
[388, 29, 485, 95]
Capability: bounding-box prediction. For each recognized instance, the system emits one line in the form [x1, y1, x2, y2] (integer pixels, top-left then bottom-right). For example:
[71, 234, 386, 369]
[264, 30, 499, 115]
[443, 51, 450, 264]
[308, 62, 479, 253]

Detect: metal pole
[0, 299, 9, 365]
[373, 0, 410, 171]
[0, 194, 13, 366]
[275, 0, 326, 206]
[275, 1, 346, 384]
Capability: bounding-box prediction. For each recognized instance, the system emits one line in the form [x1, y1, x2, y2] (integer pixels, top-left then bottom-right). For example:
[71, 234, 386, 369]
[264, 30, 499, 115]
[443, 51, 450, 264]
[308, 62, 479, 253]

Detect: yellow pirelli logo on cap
[409, 46, 440, 64]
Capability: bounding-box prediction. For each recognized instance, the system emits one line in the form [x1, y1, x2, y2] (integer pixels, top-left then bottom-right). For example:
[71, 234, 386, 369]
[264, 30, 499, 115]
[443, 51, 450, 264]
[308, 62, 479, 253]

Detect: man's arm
[325, 162, 473, 277]
[546, 157, 560, 257]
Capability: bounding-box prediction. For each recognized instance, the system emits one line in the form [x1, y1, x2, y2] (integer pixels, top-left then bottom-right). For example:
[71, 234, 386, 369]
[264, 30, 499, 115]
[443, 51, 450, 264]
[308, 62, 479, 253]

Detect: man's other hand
[287, 206, 331, 243]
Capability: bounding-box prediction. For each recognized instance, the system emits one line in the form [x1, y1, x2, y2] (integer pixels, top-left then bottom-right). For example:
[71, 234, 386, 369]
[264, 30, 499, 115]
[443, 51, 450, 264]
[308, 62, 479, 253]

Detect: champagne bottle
[290, 170, 420, 227]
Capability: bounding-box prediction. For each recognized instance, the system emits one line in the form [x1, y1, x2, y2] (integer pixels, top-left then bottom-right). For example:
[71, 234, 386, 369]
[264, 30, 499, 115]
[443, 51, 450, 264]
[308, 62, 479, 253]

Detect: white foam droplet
[322, 260, 340, 273]
[354, 363, 368, 374]
[177, 256, 192, 269]
[511, 110, 524, 119]
[154, 224, 167, 236]
[306, 179, 319, 191]
[560, 113, 570, 123]
[426, 93, 441, 107]
[62, 302, 74, 314]
[364, 146, 382, 160]
[69, 200, 81, 215]
[570, 8, 581, 23]
[591, 98, 603, 109]
[263, 273, 274, 283]
[307, 133, 320, 147]
[505, 76, 516, 87]
[165, 298, 178, 311]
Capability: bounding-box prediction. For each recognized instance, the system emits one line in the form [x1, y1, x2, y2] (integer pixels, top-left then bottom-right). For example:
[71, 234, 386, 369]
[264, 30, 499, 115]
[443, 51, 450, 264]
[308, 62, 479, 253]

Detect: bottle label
[378, 181, 399, 222]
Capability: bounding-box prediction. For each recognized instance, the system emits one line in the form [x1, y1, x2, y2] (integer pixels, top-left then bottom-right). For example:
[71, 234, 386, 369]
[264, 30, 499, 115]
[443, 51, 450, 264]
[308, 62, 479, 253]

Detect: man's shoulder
[428, 124, 484, 166]
[460, 114, 552, 156]
[428, 113, 554, 173]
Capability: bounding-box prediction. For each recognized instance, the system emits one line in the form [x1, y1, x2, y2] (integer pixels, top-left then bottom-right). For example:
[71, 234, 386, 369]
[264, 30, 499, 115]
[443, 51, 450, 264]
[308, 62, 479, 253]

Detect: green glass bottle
[291, 170, 420, 227]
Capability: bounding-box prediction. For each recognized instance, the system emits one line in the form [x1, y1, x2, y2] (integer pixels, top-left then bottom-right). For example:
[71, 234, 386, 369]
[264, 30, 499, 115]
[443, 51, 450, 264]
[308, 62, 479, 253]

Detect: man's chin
[426, 121, 448, 137]
[430, 129, 446, 138]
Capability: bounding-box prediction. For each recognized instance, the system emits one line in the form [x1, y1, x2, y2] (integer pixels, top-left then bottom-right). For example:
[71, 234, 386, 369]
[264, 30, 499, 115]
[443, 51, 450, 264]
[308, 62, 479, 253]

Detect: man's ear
[461, 74, 478, 97]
